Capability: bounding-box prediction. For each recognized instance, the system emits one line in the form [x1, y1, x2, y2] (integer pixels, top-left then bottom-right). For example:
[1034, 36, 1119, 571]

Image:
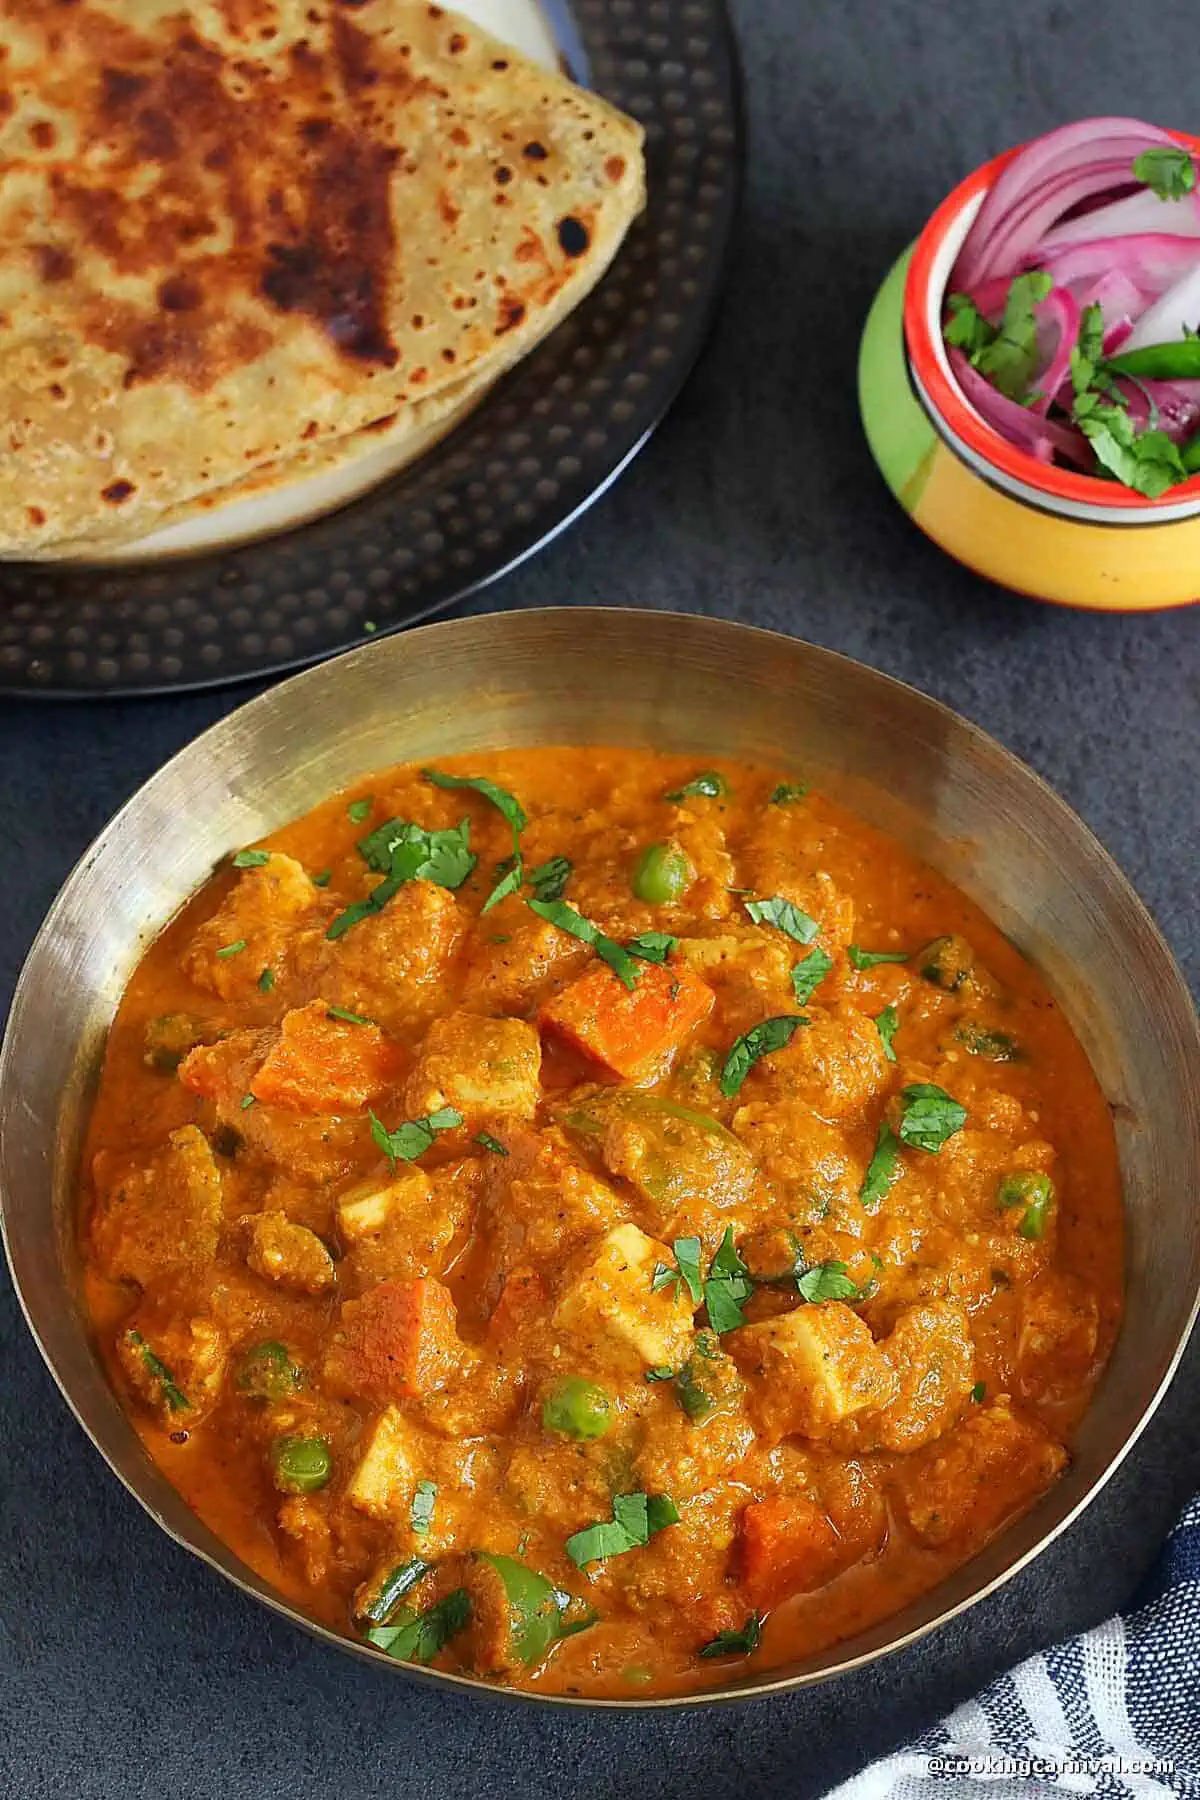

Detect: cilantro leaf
[874, 1003, 900, 1062]
[743, 895, 820, 944]
[326, 1005, 372, 1024]
[796, 1260, 868, 1303]
[1133, 145, 1197, 201]
[565, 1492, 678, 1568]
[347, 797, 373, 824]
[847, 944, 907, 970]
[527, 896, 641, 990]
[257, 968, 275, 994]
[421, 768, 527, 837]
[719, 1015, 809, 1097]
[665, 770, 727, 802]
[699, 1613, 763, 1659]
[860, 1120, 902, 1211]
[955, 1022, 1019, 1061]
[790, 945, 834, 1004]
[474, 1131, 508, 1156]
[367, 1589, 471, 1664]
[972, 271, 1053, 400]
[409, 1480, 437, 1537]
[370, 1106, 463, 1169]
[482, 855, 523, 915]
[311, 869, 332, 888]
[769, 782, 808, 805]
[232, 849, 271, 868]
[644, 1365, 675, 1383]
[970, 1380, 987, 1404]
[216, 939, 246, 959]
[704, 1226, 754, 1332]
[650, 1236, 704, 1306]
[1079, 412, 1187, 498]
[896, 1082, 967, 1152]
[528, 855, 572, 902]
[943, 292, 998, 357]
[330, 818, 476, 939]
[627, 930, 678, 964]
[126, 1330, 189, 1412]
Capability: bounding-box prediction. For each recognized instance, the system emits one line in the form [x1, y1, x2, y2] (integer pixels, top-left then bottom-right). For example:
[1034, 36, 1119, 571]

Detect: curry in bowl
[79, 748, 1121, 1697]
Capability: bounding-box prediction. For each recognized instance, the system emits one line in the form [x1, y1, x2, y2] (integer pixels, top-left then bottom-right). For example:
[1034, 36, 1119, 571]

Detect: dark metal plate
[0, 0, 742, 696]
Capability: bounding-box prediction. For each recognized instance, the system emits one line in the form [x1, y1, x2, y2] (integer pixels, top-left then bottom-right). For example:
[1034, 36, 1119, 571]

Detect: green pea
[270, 1434, 332, 1495]
[235, 1340, 303, 1403]
[997, 1171, 1054, 1240]
[541, 1376, 613, 1441]
[632, 840, 694, 905]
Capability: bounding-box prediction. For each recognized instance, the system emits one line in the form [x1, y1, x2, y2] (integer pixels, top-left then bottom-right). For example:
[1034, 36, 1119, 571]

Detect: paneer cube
[552, 1223, 697, 1373]
[346, 1405, 421, 1519]
[892, 1402, 1069, 1550]
[338, 1166, 434, 1241]
[244, 1210, 335, 1294]
[183, 853, 322, 1001]
[317, 879, 464, 1031]
[404, 1012, 541, 1122]
[249, 1001, 404, 1114]
[540, 960, 714, 1084]
[116, 1313, 227, 1422]
[325, 1278, 465, 1403]
[729, 1301, 898, 1441]
[91, 1125, 222, 1289]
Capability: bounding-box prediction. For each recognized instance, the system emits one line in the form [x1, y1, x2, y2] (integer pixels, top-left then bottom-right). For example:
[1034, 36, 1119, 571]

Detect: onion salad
[943, 117, 1200, 497]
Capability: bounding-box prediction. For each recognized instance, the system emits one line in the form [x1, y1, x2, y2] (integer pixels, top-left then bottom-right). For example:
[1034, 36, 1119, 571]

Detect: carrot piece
[328, 1278, 462, 1402]
[539, 959, 713, 1081]
[487, 1266, 546, 1347]
[738, 1495, 840, 1609]
[249, 1000, 404, 1114]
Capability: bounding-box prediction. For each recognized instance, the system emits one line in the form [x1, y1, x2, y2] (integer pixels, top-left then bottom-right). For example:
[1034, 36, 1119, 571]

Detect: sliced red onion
[1075, 269, 1146, 351]
[1039, 185, 1200, 253]
[948, 350, 1092, 467]
[1030, 286, 1080, 416]
[955, 117, 1177, 288]
[1038, 233, 1199, 302]
[1121, 264, 1200, 350]
[1113, 377, 1200, 441]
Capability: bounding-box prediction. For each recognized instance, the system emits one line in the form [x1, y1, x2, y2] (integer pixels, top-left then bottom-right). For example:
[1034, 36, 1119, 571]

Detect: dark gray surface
[1, 1, 1197, 1794]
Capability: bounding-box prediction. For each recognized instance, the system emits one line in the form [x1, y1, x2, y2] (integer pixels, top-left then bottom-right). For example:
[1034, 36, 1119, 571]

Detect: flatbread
[0, 0, 645, 556]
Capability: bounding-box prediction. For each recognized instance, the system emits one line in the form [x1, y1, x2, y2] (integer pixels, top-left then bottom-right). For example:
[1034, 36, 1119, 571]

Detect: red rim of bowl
[904, 131, 1200, 511]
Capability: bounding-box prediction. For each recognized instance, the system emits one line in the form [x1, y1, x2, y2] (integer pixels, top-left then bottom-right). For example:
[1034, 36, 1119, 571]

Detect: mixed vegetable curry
[79, 748, 1122, 1696]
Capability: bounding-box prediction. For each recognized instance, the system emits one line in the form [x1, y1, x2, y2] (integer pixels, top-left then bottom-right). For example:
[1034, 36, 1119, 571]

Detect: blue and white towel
[828, 1496, 1200, 1800]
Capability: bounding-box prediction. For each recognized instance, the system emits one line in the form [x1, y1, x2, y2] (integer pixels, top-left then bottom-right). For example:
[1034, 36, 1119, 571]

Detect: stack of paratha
[0, 0, 645, 558]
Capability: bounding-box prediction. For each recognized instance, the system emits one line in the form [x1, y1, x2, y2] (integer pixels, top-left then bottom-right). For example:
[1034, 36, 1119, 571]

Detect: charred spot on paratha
[557, 216, 589, 257]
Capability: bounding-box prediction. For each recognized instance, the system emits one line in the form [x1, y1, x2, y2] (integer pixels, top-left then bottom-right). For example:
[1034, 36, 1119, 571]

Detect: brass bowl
[2, 608, 1197, 1706]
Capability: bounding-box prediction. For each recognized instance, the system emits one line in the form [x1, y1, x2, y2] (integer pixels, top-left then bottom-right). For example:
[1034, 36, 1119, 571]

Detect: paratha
[0, 0, 645, 557]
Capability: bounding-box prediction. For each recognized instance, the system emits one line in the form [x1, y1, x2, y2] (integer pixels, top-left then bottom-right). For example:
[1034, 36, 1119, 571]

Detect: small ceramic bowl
[859, 135, 1200, 610]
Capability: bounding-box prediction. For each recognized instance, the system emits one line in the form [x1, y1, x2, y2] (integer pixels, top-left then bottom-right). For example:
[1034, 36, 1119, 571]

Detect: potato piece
[842, 1300, 975, 1454]
[278, 1495, 332, 1586]
[552, 1223, 697, 1374]
[738, 1004, 891, 1122]
[461, 898, 590, 1013]
[183, 853, 323, 1001]
[338, 1162, 475, 1286]
[1017, 1274, 1100, 1405]
[405, 1013, 541, 1122]
[892, 1402, 1068, 1550]
[481, 1128, 625, 1283]
[116, 1312, 226, 1422]
[731, 1098, 863, 1224]
[562, 1090, 763, 1237]
[325, 1278, 465, 1403]
[729, 1302, 898, 1441]
[635, 1403, 756, 1503]
[317, 880, 465, 1030]
[91, 1125, 222, 1289]
[244, 1210, 335, 1295]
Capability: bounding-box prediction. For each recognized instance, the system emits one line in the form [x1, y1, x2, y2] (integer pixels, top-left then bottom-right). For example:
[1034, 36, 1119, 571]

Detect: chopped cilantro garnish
[970, 1381, 987, 1404]
[326, 1005, 372, 1025]
[482, 856, 523, 914]
[719, 1015, 809, 1097]
[257, 968, 275, 994]
[790, 945, 834, 1004]
[366, 1589, 471, 1664]
[874, 1002, 900, 1062]
[651, 1236, 704, 1306]
[240, 1093, 256, 1110]
[769, 782, 807, 805]
[232, 849, 270, 868]
[971, 270, 1053, 400]
[347, 797, 373, 824]
[565, 1492, 679, 1568]
[699, 1613, 762, 1659]
[943, 292, 998, 358]
[847, 944, 907, 970]
[421, 768, 527, 836]
[703, 1226, 754, 1332]
[215, 939, 247, 959]
[1133, 144, 1196, 201]
[796, 1260, 870, 1303]
[474, 1131, 508, 1156]
[127, 1330, 189, 1412]
[328, 817, 476, 939]
[664, 770, 727, 802]
[860, 1120, 901, 1211]
[528, 855, 572, 902]
[409, 1480, 437, 1538]
[743, 894, 820, 944]
[311, 869, 332, 888]
[626, 930, 678, 964]
[897, 1082, 967, 1152]
[370, 1106, 463, 1169]
[644, 1366, 675, 1383]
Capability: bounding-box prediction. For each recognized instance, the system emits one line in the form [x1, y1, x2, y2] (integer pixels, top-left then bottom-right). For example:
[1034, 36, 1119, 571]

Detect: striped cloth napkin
[828, 1496, 1199, 1800]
